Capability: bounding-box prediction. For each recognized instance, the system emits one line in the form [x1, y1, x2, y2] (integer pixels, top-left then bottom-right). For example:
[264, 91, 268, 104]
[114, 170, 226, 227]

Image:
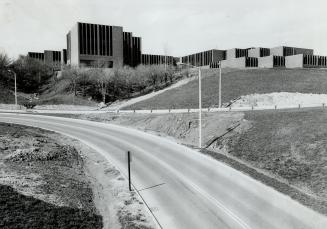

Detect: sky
[0, 0, 326, 58]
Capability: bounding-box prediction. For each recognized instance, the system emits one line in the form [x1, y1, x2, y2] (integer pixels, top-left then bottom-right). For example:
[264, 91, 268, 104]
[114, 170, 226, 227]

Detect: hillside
[123, 68, 327, 110]
[0, 84, 28, 104]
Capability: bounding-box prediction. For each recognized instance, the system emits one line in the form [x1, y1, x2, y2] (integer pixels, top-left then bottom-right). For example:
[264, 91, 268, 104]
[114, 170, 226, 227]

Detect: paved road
[1, 113, 327, 229]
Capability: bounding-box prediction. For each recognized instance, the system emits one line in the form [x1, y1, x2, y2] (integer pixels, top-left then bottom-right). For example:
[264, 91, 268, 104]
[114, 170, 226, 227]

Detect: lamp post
[218, 61, 222, 108]
[7, 70, 17, 107]
[181, 63, 202, 148]
[198, 67, 202, 148]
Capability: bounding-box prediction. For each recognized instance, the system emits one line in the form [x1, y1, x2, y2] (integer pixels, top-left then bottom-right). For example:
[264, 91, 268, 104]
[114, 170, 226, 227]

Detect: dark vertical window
[90, 24, 94, 55]
[106, 26, 109, 56]
[78, 23, 82, 54]
[109, 26, 113, 56]
[95, 25, 98, 55]
[86, 24, 90, 55]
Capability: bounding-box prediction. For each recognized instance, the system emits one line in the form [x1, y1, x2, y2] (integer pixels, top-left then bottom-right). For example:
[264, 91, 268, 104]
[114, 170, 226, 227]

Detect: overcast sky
[0, 0, 326, 58]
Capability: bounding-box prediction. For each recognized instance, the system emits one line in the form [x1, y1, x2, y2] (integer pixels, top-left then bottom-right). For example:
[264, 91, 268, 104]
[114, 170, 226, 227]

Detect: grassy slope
[0, 84, 28, 104]
[124, 68, 327, 110]
[219, 108, 327, 212]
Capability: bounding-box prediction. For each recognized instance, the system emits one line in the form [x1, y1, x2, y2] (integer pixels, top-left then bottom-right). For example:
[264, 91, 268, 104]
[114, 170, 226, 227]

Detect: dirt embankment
[63, 110, 327, 216]
[0, 122, 102, 228]
[0, 122, 155, 229]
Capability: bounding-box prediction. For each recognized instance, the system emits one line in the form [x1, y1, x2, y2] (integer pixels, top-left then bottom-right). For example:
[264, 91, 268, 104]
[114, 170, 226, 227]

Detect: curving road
[0, 113, 326, 229]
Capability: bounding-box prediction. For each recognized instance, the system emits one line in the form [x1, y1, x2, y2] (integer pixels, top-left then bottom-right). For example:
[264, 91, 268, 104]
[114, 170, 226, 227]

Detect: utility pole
[14, 72, 17, 107]
[198, 67, 202, 148]
[219, 61, 222, 108]
[127, 151, 132, 191]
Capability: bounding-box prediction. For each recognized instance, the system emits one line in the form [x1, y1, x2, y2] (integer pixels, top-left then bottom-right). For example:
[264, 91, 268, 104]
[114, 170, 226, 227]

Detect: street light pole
[198, 67, 202, 148]
[14, 71, 17, 107]
[218, 61, 222, 108]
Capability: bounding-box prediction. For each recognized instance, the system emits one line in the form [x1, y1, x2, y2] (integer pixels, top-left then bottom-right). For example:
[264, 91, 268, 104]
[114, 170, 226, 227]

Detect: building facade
[248, 47, 270, 58]
[28, 50, 62, 70]
[270, 46, 314, 57]
[66, 22, 124, 68]
[258, 55, 285, 68]
[226, 48, 249, 59]
[28, 52, 44, 61]
[27, 21, 327, 70]
[285, 54, 327, 68]
[123, 32, 142, 67]
[141, 54, 175, 65]
[181, 49, 226, 67]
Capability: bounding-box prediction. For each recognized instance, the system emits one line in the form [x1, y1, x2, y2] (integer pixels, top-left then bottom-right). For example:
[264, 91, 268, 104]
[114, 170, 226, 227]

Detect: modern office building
[141, 54, 175, 65]
[28, 50, 63, 70]
[66, 22, 124, 68]
[181, 49, 226, 67]
[44, 50, 61, 66]
[221, 57, 258, 68]
[27, 21, 327, 70]
[123, 32, 142, 67]
[258, 55, 285, 68]
[61, 49, 67, 65]
[28, 52, 44, 61]
[286, 54, 327, 68]
[270, 46, 313, 57]
[226, 48, 249, 59]
[248, 47, 270, 58]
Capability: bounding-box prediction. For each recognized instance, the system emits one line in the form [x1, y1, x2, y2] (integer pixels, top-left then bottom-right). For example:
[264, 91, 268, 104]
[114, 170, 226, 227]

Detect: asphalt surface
[1, 113, 327, 229]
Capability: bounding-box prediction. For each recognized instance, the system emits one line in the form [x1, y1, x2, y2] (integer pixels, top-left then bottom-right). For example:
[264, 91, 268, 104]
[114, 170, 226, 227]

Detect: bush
[22, 101, 37, 109]
[59, 64, 180, 104]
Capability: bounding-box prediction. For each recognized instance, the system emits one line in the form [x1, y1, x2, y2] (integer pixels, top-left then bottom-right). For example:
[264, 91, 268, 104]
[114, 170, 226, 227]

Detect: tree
[11, 55, 53, 93]
[0, 52, 12, 88]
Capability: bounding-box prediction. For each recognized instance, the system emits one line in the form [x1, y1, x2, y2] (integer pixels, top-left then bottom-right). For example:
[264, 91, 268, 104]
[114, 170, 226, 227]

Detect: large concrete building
[28, 52, 44, 61]
[286, 54, 327, 68]
[27, 21, 327, 70]
[248, 47, 270, 58]
[226, 48, 249, 59]
[141, 54, 175, 65]
[123, 32, 141, 67]
[258, 55, 285, 68]
[181, 49, 226, 67]
[221, 57, 258, 68]
[28, 50, 64, 70]
[66, 22, 124, 68]
[270, 46, 314, 57]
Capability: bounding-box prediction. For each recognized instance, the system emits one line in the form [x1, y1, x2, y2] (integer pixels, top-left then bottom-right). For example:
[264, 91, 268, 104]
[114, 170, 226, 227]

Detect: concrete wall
[270, 46, 284, 56]
[258, 55, 274, 68]
[248, 48, 270, 58]
[226, 48, 248, 59]
[69, 23, 79, 66]
[221, 57, 246, 68]
[285, 54, 303, 68]
[271, 46, 314, 56]
[181, 49, 226, 67]
[258, 55, 285, 68]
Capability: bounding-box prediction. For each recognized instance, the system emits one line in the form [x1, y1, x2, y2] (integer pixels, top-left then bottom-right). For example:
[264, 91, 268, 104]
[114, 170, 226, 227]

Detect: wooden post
[127, 151, 132, 191]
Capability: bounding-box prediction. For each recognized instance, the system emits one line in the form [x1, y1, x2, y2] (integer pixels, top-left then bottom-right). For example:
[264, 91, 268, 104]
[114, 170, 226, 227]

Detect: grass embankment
[124, 68, 327, 110]
[211, 108, 327, 214]
[0, 84, 28, 104]
[0, 123, 103, 228]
